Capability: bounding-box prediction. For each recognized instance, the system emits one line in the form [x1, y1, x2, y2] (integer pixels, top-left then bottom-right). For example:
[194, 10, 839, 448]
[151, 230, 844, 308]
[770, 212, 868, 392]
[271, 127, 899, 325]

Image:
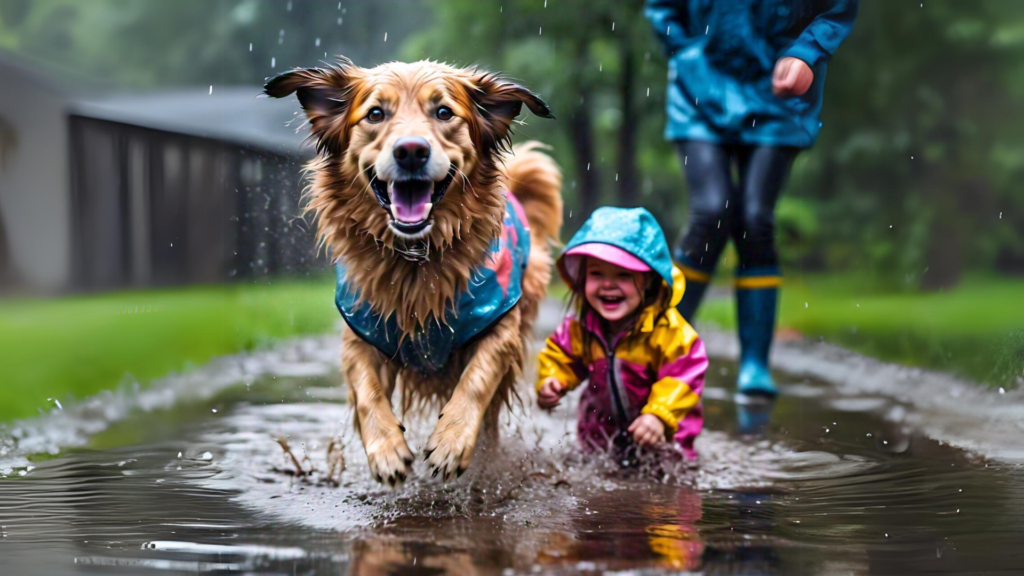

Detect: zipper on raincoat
[602, 334, 629, 426]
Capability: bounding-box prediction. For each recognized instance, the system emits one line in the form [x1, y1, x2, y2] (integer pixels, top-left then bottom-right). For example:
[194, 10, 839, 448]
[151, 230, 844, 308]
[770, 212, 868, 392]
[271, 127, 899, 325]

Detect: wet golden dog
[265, 57, 561, 485]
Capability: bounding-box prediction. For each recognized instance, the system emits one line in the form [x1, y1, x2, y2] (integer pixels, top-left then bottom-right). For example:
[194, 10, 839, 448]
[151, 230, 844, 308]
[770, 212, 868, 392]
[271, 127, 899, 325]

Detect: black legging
[674, 141, 798, 275]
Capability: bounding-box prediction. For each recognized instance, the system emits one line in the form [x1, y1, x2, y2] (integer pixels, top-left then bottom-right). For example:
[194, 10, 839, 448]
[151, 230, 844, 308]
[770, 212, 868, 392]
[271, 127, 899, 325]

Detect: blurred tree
[812, 0, 1024, 288]
[400, 0, 676, 232]
[0, 0, 425, 88]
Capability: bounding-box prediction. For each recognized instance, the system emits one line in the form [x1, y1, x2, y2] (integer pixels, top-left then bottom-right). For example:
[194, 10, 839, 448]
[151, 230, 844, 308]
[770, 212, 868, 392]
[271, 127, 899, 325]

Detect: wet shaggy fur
[265, 58, 562, 485]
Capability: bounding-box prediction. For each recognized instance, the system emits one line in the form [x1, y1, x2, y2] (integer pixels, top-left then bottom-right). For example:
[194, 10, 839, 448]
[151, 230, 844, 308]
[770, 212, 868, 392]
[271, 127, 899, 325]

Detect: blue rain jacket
[335, 197, 530, 374]
[557, 206, 677, 291]
[645, 0, 858, 148]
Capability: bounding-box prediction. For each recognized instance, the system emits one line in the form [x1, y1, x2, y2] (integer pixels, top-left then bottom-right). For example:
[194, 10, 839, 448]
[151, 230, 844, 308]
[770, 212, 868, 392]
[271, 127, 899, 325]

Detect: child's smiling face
[584, 258, 647, 326]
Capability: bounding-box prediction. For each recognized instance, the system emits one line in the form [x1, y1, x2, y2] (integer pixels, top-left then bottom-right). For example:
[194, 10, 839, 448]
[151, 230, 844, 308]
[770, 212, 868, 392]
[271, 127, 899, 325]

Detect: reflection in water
[735, 393, 776, 437]
[2, 359, 1024, 574]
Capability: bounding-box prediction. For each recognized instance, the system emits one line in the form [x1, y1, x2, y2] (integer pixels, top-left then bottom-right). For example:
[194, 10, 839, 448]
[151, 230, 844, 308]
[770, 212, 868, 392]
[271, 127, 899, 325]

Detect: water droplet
[208, 85, 213, 95]
[201, 452, 213, 461]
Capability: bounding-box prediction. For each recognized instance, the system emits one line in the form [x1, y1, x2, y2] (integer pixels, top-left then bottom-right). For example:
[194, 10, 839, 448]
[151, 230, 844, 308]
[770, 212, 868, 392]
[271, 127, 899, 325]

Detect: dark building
[0, 51, 322, 294]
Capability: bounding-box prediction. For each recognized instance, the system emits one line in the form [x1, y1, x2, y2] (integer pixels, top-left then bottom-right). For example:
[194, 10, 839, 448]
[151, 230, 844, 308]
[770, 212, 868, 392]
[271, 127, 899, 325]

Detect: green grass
[0, 279, 338, 422]
[699, 273, 1024, 388]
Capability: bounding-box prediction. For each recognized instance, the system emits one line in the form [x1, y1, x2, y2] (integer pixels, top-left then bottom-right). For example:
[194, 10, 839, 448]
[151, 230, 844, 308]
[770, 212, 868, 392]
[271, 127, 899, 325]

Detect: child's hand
[628, 414, 666, 447]
[772, 56, 814, 98]
[537, 377, 566, 410]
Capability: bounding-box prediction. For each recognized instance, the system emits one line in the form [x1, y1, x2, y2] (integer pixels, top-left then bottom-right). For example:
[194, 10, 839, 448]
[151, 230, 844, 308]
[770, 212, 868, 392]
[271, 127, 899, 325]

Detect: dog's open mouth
[370, 167, 455, 236]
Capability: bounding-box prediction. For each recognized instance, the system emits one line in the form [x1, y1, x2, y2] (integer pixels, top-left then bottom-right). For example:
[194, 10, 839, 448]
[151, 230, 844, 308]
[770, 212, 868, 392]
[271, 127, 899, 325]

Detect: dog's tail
[502, 141, 563, 245]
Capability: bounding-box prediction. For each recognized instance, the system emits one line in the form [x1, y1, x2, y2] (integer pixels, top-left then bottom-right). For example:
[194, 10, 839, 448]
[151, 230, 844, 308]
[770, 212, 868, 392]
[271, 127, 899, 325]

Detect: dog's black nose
[393, 136, 431, 172]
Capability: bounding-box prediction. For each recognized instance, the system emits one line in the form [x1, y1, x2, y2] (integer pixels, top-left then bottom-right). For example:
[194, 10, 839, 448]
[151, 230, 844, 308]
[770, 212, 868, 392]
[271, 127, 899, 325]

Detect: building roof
[71, 88, 310, 154]
[0, 49, 311, 155]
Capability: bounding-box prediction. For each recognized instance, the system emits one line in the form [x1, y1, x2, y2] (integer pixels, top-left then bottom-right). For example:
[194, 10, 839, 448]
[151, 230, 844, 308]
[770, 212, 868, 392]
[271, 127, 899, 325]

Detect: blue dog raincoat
[335, 196, 530, 374]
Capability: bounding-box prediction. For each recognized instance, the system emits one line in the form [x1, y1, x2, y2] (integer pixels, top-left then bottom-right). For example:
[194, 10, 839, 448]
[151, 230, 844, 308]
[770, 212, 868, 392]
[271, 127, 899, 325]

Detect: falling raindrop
[646, 87, 650, 97]
[384, 32, 388, 42]
[271, 57, 276, 68]
[539, 27, 542, 35]
[316, 38, 321, 47]
[208, 85, 213, 95]
[612, 22, 615, 31]
[248, 42, 253, 52]
[805, 302, 809, 308]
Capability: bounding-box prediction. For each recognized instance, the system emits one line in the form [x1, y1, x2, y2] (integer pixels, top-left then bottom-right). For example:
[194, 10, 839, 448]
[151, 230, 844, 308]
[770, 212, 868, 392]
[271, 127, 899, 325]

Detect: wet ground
[2, 319, 1024, 574]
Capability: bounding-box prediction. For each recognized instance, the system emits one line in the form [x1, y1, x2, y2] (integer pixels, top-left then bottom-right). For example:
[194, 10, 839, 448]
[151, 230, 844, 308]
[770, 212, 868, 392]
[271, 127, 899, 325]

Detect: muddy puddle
[2, 331, 1024, 575]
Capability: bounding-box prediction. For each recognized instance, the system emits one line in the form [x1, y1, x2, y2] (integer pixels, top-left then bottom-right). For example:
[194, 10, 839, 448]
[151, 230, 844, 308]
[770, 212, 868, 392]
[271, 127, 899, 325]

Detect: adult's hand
[772, 56, 814, 98]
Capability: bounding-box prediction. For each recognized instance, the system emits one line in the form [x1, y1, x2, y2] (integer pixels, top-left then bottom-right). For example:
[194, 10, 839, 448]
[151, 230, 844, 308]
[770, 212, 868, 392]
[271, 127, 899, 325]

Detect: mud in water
[3, 353, 1024, 575]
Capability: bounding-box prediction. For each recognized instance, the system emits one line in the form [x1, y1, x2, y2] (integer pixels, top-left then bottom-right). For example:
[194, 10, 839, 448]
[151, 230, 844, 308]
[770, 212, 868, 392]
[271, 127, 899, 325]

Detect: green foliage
[0, 0, 425, 88]
[0, 279, 337, 421]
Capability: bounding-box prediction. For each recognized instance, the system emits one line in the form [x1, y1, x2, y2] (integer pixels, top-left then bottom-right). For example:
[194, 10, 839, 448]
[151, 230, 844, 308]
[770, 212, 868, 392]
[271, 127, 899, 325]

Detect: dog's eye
[435, 106, 454, 121]
[366, 107, 385, 124]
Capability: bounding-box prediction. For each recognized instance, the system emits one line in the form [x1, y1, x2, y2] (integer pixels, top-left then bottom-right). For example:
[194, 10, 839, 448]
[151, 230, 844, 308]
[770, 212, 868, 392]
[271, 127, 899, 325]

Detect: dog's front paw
[424, 412, 479, 482]
[363, 425, 414, 487]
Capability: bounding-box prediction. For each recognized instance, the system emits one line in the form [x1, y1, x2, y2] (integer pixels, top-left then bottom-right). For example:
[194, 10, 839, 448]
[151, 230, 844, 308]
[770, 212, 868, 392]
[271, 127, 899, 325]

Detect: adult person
[645, 0, 858, 396]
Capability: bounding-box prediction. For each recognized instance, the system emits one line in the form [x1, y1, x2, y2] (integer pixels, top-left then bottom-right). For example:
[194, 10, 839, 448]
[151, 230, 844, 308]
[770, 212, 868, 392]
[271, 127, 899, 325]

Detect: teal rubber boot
[735, 279, 779, 396]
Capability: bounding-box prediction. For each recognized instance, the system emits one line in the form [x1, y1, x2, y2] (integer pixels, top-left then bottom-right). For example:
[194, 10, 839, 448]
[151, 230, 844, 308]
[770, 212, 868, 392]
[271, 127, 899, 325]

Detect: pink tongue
[390, 182, 432, 223]
[393, 201, 429, 223]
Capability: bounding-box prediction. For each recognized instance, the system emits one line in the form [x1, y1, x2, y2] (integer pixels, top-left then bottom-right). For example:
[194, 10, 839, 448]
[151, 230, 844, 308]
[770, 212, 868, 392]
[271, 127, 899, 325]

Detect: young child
[537, 207, 709, 459]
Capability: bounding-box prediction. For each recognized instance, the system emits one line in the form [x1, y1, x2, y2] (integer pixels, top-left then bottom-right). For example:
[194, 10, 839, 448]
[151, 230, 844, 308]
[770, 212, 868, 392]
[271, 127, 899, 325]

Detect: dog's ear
[264, 57, 357, 153]
[466, 71, 554, 149]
